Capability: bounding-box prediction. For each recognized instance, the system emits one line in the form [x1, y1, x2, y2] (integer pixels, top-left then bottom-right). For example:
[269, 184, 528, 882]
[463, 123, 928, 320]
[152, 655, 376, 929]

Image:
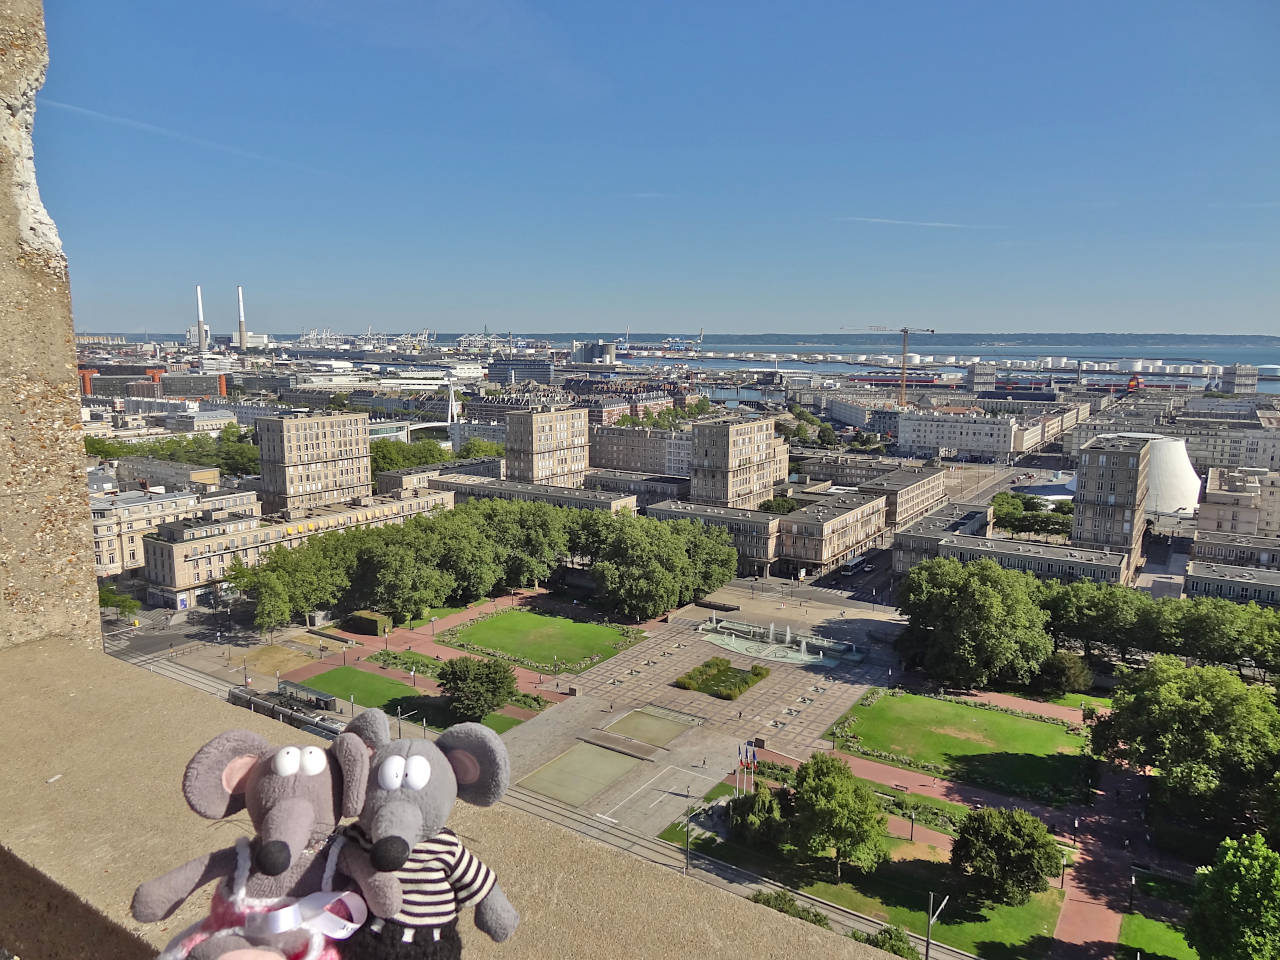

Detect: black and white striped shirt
[349, 826, 496, 927]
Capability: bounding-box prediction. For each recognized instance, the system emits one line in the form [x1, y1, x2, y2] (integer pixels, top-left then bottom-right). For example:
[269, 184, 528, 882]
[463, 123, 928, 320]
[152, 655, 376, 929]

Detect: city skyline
[37, 1, 1279, 334]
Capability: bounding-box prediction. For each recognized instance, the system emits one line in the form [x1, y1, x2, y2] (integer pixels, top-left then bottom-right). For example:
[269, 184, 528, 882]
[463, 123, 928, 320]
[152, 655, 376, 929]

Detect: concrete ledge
[0, 637, 884, 959]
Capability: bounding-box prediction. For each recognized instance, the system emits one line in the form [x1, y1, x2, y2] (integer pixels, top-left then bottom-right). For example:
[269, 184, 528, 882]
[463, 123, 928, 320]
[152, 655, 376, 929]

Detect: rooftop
[1185, 561, 1280, 586]
[89, 488, 202, 508]
[584, 469, 689, 485]
[429, 475, 631, 504]
[1193, 530, 1280, 550]
[856, 466, 946, 491]
[788, 493, 885, 520]
[648, 499, 779, 523]
[898, 501, 991, 537]
[1082, 433, 1155, 451]
[376, 457, 503, 478]
[939, 533, 1128, 568]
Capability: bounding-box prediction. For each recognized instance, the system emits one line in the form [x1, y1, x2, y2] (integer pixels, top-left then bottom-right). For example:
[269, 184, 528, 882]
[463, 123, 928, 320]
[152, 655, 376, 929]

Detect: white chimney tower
[195, 284, 207, 355]
[237, 285, 247, 352]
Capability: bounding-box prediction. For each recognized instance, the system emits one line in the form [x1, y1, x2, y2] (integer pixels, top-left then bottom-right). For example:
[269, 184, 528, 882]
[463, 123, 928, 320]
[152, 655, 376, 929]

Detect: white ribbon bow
[243, 890, 369, 941]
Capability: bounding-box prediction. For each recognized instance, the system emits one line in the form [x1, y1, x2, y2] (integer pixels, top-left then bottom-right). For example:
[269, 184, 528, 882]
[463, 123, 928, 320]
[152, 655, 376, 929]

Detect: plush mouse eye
[272, 746, 301, 777]
[377, 755, 406, 791]
[404, 755, 431, 791]
[300, 746, 327, 777]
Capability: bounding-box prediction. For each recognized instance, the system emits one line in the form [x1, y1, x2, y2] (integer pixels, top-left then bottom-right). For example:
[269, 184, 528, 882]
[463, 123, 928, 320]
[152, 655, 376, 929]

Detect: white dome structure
[1068, 433, 1201, 516]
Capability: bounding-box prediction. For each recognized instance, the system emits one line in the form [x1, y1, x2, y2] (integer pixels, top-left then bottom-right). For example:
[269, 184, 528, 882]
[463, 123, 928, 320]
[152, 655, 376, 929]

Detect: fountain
[799, 637, 807, 656]
[769, 623, 776, 644]
[785, 626, 791, 645]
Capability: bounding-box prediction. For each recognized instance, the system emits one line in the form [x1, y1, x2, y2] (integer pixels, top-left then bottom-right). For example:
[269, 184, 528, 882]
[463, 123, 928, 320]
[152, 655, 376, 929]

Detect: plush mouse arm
[474, 883, 519, 943]
[131, 845, 239, 923]
[337, 839, 403, 919]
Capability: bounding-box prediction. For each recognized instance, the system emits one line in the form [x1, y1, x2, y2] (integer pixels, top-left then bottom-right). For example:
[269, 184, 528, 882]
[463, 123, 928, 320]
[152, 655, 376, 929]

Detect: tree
[758, 496, 798, 515]
[97, 584, 140, 619]
[850, 925, 921, 960]
[369, 437, 452, 474]
[793, 752, 889, 880]
[253, 573, 292, 636]
[437, 657, 517, 723]
[1051, 500, 1074, 515]
[748, 890, 830, 928]
[1186, 833, 1280, 960]
[792, 423, 810, 443]
[1092, 656, 1280, 811]
[991, 491, 1024, 529]
[368, 543, 455, 624]
[896, 557, 1052, 688]
[219, 422, 243, 445]
[688, 396, 711, 416]
[326, 392, 349, 410]
[456, 437, 504, 459]
[727, 782, 786, 847]
[817, 424, 838, 446]
[950, 807, 1060, 905]
[1035, 652, 1093, 698]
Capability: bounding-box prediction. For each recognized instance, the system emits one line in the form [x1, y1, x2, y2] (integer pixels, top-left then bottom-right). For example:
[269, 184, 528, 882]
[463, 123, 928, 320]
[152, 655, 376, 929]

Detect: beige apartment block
[647, 500, 782, 577]
[778, 493, 887, 577]
[142, 490, 453, 609]
[505, 407, 589, 487]
[690, 417, 788, 510]
[115, 457, 221, 492]
[589, 424, 693, 476]
[1199, 467, 1280, 537]
[1071, 434, 1150, 554]
[256, 411, 371, 514]
[90, 488, 260, 577]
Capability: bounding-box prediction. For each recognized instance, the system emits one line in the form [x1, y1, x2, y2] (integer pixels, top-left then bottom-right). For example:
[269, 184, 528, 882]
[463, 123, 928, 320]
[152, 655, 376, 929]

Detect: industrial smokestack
[237, 285, 247, 351]
[195, 284, 207, 356]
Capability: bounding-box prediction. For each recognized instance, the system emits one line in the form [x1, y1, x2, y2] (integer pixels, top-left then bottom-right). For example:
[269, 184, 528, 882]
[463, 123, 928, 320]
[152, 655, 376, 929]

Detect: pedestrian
[702, 757, 707, 768]
[738, 709, 742, 720]
[609, 702, 613, 712]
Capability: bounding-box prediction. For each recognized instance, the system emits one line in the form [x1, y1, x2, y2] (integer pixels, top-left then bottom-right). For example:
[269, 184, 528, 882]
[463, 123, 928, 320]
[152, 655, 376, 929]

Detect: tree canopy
[437, 657, 518, 723]
[758, 496, 798, 515]
[227, 498, 737, 628]
[1186, 833, 1280, 960]
[85, 431, 260, 477]
[97, 584, 139, 618]
[950, 807, 1061, 905]
[896, 557, 1052, 688]
[1092, 656, 1280, 812]
[792, 752, 889, 880]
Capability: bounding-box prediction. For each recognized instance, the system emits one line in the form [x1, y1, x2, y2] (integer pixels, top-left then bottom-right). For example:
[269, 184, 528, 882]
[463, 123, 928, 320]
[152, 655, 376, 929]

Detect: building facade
[1222, 364, 1259, 395]
[91, 488, 260, 578]
[115, 457, 221, 493]
[1198, 468, 1280, 537]
[1184, 561, 1280, 607]
[582, 470, 691, 509]
[647, 500, 781, 577]
[487, 356, 554, 385]
[589, 425, 694, 477]
[505, 407, 590, 487]
[777, 493, 887, 577]
[142, 490, 453, 609]
[689, 418, 788, 510]
[1071, 434, 1150, 555]
[256, 411, 372, 515]
[1190, 531, 1280, 571]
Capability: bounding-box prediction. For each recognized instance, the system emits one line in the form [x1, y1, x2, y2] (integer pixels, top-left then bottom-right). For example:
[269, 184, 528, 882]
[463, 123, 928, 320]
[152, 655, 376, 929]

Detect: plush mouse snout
[371, 836, 411, 872]
[256, 840, 292, 876]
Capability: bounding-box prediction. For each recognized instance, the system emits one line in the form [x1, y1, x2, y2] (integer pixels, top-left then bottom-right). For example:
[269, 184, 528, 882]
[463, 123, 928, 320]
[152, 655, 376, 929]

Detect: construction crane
[868, 325, 936, 405]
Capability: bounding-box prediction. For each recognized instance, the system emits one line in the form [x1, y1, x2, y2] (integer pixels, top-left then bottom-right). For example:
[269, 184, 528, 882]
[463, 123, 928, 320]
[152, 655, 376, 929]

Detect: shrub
[749, 889, 830, 929]
[850, 925, 921, 959]
[347, 610, 391, 636]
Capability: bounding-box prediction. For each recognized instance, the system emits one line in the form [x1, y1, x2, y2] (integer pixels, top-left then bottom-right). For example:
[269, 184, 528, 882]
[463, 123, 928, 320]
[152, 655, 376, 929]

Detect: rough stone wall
[0, 0, 97, 647]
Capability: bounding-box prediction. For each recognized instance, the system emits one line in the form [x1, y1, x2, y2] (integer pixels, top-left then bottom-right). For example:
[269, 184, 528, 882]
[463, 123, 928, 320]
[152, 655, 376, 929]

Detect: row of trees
[731, 753, 1062, 905]
[898, 557, 1280, 686]
[228, 498, 738, 630]
[990, 491, 1073, 538]
[85, 422, 260, 476]
[368, 436, 505, 475]
[614, 395, 712, 430]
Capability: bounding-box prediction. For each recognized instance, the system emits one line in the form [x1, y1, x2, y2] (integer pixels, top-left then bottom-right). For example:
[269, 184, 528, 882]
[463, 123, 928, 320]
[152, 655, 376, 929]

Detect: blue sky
[37, 1, 1279, 335]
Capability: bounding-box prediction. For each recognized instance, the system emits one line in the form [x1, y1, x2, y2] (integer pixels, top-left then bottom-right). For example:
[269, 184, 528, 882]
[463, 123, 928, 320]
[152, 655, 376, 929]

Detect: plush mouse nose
[256, 840, 292, 876]
[371, 836, 410, 872]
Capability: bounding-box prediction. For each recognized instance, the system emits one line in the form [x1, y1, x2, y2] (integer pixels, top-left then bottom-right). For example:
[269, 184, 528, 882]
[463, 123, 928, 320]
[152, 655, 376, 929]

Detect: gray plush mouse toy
[131, 729, 400, 960]
[339, 709, 519, 960]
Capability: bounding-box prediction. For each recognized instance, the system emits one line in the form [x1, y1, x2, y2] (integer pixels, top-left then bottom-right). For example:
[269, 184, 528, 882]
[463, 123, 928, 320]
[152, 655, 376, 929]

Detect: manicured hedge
[347, 610, 391, 636]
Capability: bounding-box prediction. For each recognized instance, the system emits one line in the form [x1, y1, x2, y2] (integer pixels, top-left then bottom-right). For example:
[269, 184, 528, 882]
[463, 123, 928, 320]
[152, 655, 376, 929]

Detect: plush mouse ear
[330, 732, 371, 818]
[437, 723, 509, 807]
[183, 730, 271, 820]
[344, 709, 391, 752]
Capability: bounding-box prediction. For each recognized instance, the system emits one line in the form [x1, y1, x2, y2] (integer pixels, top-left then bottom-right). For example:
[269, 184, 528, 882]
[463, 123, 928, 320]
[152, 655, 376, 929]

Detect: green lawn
[403, 607, 464, 628]
[1118, 914, 1197, 960]
[853, 776, 972, 835]
[1046, 691, 1113, 711]
[306, 667, 521, 735]
[846, 692, 1091, 803]
[704, 782, 735, 802]
[453, 610, 628, 671]
[657, 821, 1061, 957]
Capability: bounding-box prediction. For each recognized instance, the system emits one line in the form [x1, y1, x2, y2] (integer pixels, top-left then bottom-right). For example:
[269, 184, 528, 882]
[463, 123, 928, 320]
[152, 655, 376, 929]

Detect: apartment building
[892, 502, 1134, 584]
[142, 490, 453, 609]
[423, 474, 636, 513]
[91, 488, 260, 577]
[1190, 531, 1280, 571]
[582, 469, 690, 508]
[1198, 468, 1280, 536]
[1067, 407, 1280, 473]
[589, 425, 694, 477]
[256, 411, 371, 515]
[1222, 364, 1259, 395]
[965, 362, 998, 392]
[115, 457, 221, 493]
[1071, 434, 1150, 555]
[447, 420, 508, 453]
[896, 410, 1018, 460]
[777, 493, 887, 577]
[166, 411, 237, 433]
[505, 407, 590, 487]
[487, 356, 555, 385]
[689, 417, 789, 510]
[1184, 561, 1280, 607]
[583, 399, 630, 426]
[375, 457, 506, 496]
[647, 500, 781, 577]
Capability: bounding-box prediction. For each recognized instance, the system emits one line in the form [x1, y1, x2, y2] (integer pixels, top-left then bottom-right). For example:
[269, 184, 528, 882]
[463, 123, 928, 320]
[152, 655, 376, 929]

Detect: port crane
[862, 326, 936, 405]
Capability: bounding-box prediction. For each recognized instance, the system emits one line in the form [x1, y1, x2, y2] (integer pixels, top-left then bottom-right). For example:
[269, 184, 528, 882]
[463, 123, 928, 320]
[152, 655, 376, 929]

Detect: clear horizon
[39, 2, 1279, 335]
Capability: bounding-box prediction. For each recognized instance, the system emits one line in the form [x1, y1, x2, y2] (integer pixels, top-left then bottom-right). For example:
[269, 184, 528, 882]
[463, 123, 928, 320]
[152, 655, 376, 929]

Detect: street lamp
[685, 785, 694, 875]
[1129, 875, 1136, 912]
[1061, 852, 1068, 888]
[925, 891, 949, 960]
[910, 810, 915, 842]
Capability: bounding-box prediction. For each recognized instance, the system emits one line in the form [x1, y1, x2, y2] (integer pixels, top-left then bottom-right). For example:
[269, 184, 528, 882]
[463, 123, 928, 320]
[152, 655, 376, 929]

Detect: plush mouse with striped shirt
[340, 710, 519, 960]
